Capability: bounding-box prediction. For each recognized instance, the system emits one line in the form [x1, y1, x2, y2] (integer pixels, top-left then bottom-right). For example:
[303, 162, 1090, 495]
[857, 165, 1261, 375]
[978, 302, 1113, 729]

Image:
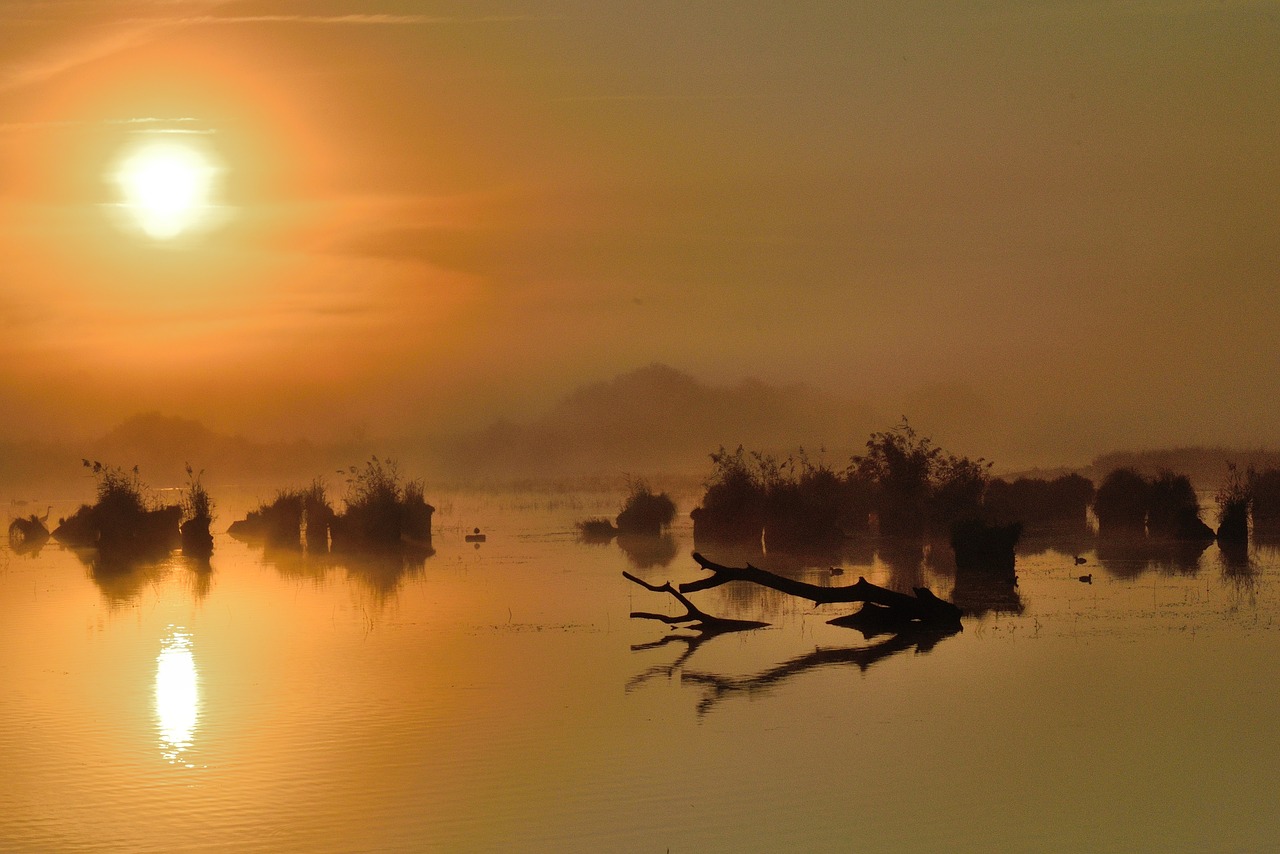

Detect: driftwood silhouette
[623, 551, 962, 647]
[623, 570, 768, 635]
[681, 552, 962, 629]
[624, 553, 964, 715]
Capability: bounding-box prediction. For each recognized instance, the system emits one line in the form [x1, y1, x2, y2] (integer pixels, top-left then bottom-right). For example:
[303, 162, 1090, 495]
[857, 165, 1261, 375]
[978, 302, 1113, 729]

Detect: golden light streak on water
[155, 626, 199, 764]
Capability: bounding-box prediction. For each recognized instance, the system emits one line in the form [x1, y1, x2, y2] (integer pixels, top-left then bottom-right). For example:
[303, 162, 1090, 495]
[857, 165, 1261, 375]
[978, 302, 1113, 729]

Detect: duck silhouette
[1073, 555, 1087, 565]
[1078, 573, 1092, 583]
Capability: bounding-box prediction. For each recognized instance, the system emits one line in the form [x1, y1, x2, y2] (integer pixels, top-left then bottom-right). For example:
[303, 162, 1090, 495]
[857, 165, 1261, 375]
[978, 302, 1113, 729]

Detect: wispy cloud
[0, 116, 206, 136]
[551, 93, 766, 103]
[1024, 0, 1277, 20]
[140, 13, 546, 26]
[0, 23, 159, 92]
[0, 3, 546, 93]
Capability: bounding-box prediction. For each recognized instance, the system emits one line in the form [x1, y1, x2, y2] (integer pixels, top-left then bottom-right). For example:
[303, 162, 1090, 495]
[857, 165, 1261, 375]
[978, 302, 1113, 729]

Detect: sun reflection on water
[155, 626, 199, 764]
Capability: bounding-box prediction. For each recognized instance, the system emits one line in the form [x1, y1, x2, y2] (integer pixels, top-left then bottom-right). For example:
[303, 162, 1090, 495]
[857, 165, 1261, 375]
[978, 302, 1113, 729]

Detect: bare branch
[684, 552, 962, 627]
[623, 570, 768, 635]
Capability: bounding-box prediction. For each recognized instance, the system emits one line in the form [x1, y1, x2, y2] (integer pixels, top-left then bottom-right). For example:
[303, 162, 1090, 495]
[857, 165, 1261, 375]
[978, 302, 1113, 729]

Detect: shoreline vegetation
[9, 422, 1280, 591]
[626, 420, 1278, 636]
[11, 456, 437, 570]
[228, 457, 434, 554]
[680, 420, 1271, 563]
[43, 460, 212, 566]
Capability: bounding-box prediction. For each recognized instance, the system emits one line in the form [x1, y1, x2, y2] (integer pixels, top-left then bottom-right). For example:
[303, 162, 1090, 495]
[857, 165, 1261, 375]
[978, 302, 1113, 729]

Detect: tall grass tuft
[1216, 463, 1251, 545]
[302, 479, 334, 550]
[53, 461, 179, 559]
[331, 457, 434, 549]
[179, 463, 216, 555]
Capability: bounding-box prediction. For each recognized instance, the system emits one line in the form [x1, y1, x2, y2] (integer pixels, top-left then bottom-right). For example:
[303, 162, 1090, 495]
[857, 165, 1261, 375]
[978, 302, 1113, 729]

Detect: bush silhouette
[229, 489, 304, 547]
[691, 446, 768, 544]
[850, 420, 990, 538]
[1146, 470, 1213, 541]
[692, 424, 988, 548]
[1249, 468, 1280, 538]
[302, 480, 334, 550]
[763, 458, 848, 552]
[615, 479, 676, 535]
[1093, 468, 1149, 536]
[577, 517, 617, 542]
[984, 474, 1094, 528]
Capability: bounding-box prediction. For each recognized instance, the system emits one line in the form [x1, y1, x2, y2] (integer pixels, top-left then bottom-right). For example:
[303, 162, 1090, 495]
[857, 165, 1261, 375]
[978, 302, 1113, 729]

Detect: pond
[2, 490, 1278, 852]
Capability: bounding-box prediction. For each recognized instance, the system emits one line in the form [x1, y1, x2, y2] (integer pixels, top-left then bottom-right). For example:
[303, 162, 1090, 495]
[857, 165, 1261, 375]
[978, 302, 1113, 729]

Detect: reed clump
[951, 518, 1022, 576]
[690, 421, 990, 550]
[229, 459, 433, 553]
[302, 479, 334, 551]
[229, 489, 303, 547]
[1248, 467, 1280, 539]
[1216, 463, 1251, 545]
[1146, 470, 1213, 540]
[179, 464, 215, 555]
[330, 457, 434, 550]
[54, 461, 180, 559]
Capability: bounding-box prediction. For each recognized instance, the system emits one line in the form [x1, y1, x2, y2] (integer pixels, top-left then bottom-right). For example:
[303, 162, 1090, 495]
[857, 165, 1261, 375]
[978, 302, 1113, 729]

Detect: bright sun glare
[155, 627, 199, 763]
[112, 139, 221, 240]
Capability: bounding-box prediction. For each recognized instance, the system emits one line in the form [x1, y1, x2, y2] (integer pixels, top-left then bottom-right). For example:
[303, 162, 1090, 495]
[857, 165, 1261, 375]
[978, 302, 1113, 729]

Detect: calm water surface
[2, 490, 1279, 853]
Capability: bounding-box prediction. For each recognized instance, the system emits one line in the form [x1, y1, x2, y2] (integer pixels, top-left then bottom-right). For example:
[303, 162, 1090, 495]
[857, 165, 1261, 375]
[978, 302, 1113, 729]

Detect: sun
[111, 138, 222, 240]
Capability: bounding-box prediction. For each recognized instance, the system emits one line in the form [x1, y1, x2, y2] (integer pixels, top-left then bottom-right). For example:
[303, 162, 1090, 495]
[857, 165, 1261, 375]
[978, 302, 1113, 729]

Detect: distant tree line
[689, 420, 1280, 557]
[691, 421, 1038, 552]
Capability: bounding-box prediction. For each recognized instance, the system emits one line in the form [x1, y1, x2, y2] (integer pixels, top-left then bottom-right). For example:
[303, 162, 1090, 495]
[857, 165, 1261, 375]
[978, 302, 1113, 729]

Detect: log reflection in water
[629, 624, 958, 716]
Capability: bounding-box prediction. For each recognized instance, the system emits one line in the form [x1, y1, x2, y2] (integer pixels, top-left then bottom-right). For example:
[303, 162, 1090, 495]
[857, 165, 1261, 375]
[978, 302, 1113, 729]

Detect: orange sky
[1, 1, 1278, 467]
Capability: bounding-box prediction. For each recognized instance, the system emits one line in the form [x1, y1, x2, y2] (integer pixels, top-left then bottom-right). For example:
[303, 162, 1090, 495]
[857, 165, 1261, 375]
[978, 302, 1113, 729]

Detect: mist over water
[3, 486, 1280, 852]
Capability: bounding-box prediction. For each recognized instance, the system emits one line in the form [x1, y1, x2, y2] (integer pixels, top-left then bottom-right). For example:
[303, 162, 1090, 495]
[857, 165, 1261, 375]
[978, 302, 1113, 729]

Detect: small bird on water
[1079, 574, 1092, 583]
[1074, 555, 1087, 565]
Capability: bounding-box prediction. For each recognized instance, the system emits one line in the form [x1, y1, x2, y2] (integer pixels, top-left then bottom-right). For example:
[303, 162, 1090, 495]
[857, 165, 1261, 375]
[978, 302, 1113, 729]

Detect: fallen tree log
[623, 570, 768, 635]
[684, 552, 962, 629]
